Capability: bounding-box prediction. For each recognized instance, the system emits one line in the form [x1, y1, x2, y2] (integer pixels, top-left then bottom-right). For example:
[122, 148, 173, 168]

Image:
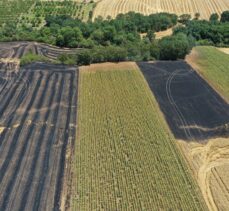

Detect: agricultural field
[138, 61, 229, 211]
[0, 0, 35, 25]
[0, 0, 96, 27]
[186, 46, 229, 102]
[93, 0, 229, 20]
[18, 0, 96, 27]
[0, 61, 77, 210]
[70, 62, 207, 210]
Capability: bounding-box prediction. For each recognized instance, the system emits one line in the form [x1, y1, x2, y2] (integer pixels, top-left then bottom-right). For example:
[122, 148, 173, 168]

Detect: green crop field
[0, 0, 35, 25]
[189, 46, 229, 101]
[0, 0, 95, 27]
[18, 1, 95, 28]
[71, 63, 207, 210]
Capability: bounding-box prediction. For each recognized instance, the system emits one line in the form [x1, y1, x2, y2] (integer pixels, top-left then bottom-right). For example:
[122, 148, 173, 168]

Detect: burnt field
[138, 61, 229, 141]
[0, 62, 77, 210]
[0, 41, 78, 60]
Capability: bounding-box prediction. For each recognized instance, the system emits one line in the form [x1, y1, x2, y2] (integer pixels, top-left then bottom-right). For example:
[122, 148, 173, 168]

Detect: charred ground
[138, 61, 229, 141]
[0, 62, 77, 210]
[0, 41, 77, 60]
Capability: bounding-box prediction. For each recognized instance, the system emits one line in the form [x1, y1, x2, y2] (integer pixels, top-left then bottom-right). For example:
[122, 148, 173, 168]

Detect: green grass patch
[20, 52, 50, 65]
[71, 64, 207, 210]
[193, 46, 229, 101]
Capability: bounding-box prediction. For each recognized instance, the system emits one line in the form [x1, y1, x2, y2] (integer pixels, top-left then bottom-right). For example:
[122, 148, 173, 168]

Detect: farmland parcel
[71, 62, 206, 210]
[186, 46, 229, 102]
[93, 0, 229, 20]
[138, 61, 229, 210]
[0, 62, 77, 210]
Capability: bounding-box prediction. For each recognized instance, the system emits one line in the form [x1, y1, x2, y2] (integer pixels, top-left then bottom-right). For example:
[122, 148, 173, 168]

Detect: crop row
[0, 64, 77, 210]
[71, 64, 207, 210]
[93, 0, 229, 20]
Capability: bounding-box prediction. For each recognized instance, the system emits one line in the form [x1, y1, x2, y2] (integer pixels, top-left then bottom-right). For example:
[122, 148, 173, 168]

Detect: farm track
[0, 61, 78, 211]
[93, 0, 229, 20]
[138, 61, 229, 210]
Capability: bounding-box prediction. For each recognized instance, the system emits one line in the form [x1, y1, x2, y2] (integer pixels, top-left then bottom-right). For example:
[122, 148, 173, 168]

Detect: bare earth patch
[218, 48, 229, 55]
[155, 28, 173, 39]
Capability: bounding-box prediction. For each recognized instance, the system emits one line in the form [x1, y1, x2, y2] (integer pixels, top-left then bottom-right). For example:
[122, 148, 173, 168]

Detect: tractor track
[0, 58, 78, 211]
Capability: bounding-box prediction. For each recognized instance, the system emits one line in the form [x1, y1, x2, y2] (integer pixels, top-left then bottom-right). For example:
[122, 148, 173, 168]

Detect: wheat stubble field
[93, 0, 229, 20]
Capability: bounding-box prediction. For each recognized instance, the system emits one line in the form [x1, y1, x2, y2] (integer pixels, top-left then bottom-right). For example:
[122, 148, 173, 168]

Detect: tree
[150, 41, 160, 60]
[159, 33, 191, 60]
[77, 50, 92, 65]
[179, 14, 191, 24]
[146, 30, 155, 42]
[194, 13, 200, 20]
[220, 11, 229, 22]
[209, 13, 219, 22]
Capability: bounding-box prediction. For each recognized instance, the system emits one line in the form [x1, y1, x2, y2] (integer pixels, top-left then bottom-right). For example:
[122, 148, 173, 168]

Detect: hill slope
[93, 0, 229, 20]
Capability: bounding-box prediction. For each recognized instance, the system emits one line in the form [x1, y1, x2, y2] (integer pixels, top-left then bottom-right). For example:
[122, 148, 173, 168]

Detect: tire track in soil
[0, 72, 45, 210]
[53, 71, 75, 211]
[38, 73, 71, 211]
[17, 73, 61, 211]
[0, 71, 38, 157]
[5, 73, 58, 211]
[139, 61, 229, 211]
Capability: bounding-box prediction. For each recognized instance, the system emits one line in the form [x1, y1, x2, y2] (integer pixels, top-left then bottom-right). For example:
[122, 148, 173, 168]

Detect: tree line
[0, 10, 228, 65]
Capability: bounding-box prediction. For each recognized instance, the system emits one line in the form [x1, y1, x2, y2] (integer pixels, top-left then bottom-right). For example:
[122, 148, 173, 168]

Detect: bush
[20, 52, 50, 65]
[158, 33, 192, 60]
[221, 11, 229, 22]
[77, 50, 92, 65]
[58, 53, 77, 65]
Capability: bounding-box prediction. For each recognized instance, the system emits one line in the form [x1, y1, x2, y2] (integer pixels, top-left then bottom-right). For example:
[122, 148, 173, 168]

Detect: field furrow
[93, 0, 229, 20]
[0, 62, 78, 210]
[70, 62, 207, 210]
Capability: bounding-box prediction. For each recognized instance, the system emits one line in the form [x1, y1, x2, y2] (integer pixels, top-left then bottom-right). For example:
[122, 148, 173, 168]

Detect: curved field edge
[93, 0, 229, 20]
[186, 46, 229, 102]
[70, 62, 207, 210]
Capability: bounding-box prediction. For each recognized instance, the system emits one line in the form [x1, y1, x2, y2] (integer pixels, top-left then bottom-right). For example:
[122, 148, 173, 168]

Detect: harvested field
[155, 27, 173, 39]
[93, 0, 229, 20]
[186, 46, 229, 102]
[0, 62, 77, 210]
[71, 62, 207, 210]
[218, 48, 229, 55]
[138, 61, 229, 210]
[0, 41, 78, 61]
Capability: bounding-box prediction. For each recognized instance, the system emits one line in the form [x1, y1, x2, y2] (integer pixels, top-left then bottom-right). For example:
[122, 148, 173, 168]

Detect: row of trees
[174, 11, 229, 46]
[0, 10, 228, 65]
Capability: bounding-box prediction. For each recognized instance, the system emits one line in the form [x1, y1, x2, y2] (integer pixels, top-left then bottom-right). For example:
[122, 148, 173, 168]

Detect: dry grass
[218, 48, 229, 55]
[178, 137, 229, 211]
[155, 28, 173, 39]
[93, 0, 229, 20]
[186, 46, 229, 102]
[80, 62, 138, 72]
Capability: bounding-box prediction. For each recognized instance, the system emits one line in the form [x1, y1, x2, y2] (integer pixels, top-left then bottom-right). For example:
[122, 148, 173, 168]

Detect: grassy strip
[20, 52, 50, 65]
[192, 46, 229, 101]
[71, 63, 207, 210]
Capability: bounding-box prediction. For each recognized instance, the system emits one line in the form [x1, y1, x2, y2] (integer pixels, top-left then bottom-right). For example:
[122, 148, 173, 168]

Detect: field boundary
[186, 49, 229, 104]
